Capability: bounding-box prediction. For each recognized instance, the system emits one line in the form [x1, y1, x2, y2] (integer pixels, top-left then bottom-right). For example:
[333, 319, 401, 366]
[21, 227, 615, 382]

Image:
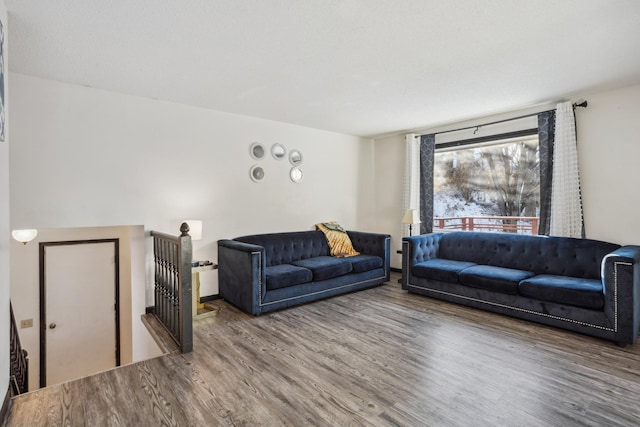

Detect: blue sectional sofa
[218, 230, 390, 315]
[402, 232, 640, 345]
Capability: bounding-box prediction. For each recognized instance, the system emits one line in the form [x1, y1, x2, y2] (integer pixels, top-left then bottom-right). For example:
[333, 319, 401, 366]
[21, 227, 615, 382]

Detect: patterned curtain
[419, 134, 435, 234]
[550, 102, 584, 238]
[402, 134, 421, 236]
[537, 111, 555, 235]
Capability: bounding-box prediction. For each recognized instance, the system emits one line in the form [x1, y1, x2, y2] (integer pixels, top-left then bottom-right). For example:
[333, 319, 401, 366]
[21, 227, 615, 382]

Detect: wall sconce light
[12, 229, 38, 245]
[402, 209, 421, 236]
[183, 220, 202, 241]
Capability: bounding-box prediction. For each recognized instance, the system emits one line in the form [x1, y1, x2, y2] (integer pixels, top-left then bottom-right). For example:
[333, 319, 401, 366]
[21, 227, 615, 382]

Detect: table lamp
[402, 209, 421, 236]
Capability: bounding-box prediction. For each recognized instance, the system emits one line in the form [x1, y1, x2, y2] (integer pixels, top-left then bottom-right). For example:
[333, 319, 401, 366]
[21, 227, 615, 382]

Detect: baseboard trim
[0, 384, 11, 425]
[390, 267, 401, 273]
[201, 294, 222, 302]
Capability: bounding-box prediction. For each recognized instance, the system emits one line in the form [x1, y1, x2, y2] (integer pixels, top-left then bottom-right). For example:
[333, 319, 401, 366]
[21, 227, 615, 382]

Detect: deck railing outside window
[433, 216, 539, 234]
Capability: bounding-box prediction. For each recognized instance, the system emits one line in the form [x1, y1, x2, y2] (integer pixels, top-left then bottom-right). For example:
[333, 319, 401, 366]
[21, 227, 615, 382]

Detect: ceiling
[6, 1, 640, 138]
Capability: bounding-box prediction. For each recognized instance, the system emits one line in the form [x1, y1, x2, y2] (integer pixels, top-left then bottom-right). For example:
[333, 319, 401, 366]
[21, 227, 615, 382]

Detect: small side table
[192, 263, 218, 320]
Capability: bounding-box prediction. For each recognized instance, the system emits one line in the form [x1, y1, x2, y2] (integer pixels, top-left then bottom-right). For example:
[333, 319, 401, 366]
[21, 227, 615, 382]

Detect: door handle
[49, 323, 57, 329]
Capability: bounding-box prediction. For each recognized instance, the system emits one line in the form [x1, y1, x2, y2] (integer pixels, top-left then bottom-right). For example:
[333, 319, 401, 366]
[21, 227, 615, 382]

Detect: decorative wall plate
[271, 143, 286, 160]
[289, 149, 303, 165]
[290, 167, 303, 183]
[250, 142, 265, 160]
[250, 165, 265, 182]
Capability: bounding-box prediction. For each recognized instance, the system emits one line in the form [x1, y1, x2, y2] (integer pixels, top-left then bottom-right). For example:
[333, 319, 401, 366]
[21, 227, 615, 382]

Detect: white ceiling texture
[6, 0, 640, 138]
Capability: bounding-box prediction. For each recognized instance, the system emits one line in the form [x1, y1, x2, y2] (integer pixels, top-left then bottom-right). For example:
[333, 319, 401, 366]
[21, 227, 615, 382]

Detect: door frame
[39, 238, 121, 387]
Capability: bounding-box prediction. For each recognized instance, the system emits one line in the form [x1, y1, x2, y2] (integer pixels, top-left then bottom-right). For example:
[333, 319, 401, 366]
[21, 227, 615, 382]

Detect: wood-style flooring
[6, 272, 640, 426]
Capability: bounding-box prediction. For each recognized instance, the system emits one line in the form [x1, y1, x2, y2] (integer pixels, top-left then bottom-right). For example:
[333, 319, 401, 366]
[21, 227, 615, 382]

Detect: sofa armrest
[217, 239, 266, 315]
[602, 245, 640, 345]
[347, 231, 391, 281]
[401, 233, 444, 289]
[348, 231, 389, 257]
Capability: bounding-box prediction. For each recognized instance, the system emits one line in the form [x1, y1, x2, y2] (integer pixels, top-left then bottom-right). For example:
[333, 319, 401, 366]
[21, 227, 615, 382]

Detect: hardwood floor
[7, 272, 640, 426]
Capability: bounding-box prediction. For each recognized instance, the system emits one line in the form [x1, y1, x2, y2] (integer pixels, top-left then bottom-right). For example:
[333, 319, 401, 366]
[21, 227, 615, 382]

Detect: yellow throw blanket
[315, 222, 360, 257]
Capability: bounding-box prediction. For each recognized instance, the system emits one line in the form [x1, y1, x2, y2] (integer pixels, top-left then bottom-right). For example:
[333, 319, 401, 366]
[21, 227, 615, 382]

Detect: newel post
[179, 222, 193, 353]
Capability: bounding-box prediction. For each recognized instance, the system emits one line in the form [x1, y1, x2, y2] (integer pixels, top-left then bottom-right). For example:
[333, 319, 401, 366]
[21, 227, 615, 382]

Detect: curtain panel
[537, 111, 555, 235]
[402, 134, 421, 236]
[549, 102, 585, 238]
[419, 134, 435, 234]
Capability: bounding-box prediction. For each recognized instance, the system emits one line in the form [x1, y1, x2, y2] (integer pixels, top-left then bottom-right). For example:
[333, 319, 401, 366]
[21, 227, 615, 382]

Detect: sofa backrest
[438, 232, 620, 279]
[235, 231, 330, 267]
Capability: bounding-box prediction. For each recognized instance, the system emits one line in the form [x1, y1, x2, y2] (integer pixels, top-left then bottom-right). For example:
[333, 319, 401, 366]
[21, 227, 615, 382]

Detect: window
[433, 131, 540, 234]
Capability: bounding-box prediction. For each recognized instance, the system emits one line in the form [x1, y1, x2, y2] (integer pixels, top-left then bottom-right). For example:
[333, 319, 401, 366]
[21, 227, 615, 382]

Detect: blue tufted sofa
[218, 230, 390, 315]
[402, 232, 640, 345]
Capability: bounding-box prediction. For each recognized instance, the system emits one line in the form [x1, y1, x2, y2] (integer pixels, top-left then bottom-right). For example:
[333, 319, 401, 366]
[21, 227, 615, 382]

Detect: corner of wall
[0, 0, 10, 404]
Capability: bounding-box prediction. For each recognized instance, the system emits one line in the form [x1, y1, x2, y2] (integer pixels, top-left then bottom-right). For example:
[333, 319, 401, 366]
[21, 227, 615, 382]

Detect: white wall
[373, 133, 404, 268]
[0, 0, 9, 401]
[8, 73, 376, 299]
[375, 83, 640, 269]
[577, 84, 640, 245]
[0, 111, 7, 400]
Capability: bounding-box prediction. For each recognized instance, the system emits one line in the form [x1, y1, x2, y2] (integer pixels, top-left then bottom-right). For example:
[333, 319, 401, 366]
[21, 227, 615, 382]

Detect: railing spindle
[10, 302, 29, 395]
[150, 224, 193, 353]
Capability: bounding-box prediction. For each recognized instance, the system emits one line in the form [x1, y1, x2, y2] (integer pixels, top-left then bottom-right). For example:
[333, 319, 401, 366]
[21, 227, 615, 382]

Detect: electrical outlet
[20, 319, 33, 329]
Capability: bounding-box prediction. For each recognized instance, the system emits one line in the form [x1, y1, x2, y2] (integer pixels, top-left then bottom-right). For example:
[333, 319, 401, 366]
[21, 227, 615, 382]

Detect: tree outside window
[433, 135, 540, 234]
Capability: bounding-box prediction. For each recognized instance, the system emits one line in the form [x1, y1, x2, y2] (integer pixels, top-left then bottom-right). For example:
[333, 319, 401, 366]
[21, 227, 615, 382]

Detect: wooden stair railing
[150, 223, 193, 353]
[9, 302, 29, 396]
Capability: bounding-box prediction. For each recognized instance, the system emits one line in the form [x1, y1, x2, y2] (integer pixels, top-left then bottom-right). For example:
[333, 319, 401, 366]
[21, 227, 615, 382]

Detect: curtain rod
[419, 100, 588, 138]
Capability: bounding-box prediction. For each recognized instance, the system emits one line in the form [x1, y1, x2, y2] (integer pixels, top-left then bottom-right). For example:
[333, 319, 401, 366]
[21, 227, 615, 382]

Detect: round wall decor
[250, 165, 265, 182]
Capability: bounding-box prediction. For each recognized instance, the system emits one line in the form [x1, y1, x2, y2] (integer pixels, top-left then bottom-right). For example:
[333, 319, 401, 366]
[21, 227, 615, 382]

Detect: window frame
[433, 128, 541, 235]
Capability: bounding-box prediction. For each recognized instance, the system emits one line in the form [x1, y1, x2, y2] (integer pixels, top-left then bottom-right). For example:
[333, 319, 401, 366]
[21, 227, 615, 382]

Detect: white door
[43, 241, 118, 386]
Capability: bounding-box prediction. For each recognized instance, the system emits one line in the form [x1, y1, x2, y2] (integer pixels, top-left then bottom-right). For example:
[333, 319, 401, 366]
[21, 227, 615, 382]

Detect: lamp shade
[184, 220, 202, 241]
[12, 229, 38, 244]
[401, 209, 421, 225]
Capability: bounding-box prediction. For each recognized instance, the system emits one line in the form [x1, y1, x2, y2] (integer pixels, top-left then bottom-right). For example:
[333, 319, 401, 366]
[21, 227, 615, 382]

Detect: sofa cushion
[518, 275, 604, 310]
[265, 264, 313, 290]
[349, 255, 383, 273]
[459, 265, 535, 295]
[292, 256, 353, 281]
[412, 258, 477, 283]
